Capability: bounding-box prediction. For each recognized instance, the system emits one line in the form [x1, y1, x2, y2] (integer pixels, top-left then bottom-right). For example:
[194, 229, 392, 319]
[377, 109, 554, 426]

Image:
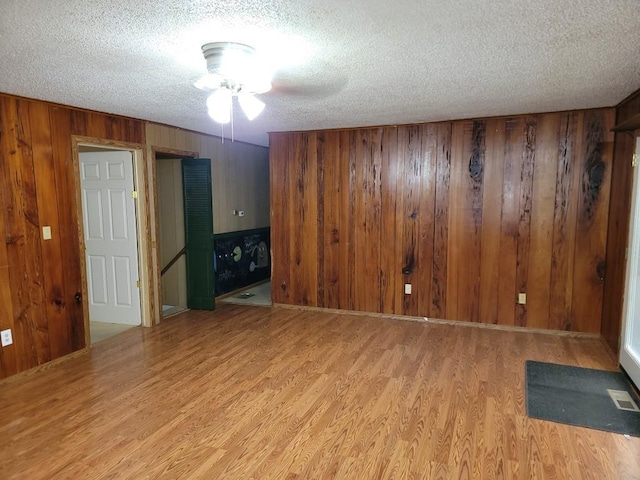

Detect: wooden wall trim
[150, 146, 200, 322]
[273, 303, 603, 339]
[616, 88, 640, 109]
[71, 136, 153, 339]
[601, 87, 640, 353]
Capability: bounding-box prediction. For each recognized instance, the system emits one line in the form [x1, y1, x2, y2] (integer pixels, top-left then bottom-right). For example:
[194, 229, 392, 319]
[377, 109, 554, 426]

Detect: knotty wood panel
[430, 123, 452, 319]
[479, 119, 505, 325]
[0, 93, 145, 378]
[602, 88, 640, 352]
[573, 110, 614, 333]
[269, 134, 291, 304]
[270, 108, 615, 333]
[548, 112, 581, 331]
[526, 113, 560, 329]
[496, 117, 525, 326]
[379, 128, 399, 314]
[418, 125, 437, 317]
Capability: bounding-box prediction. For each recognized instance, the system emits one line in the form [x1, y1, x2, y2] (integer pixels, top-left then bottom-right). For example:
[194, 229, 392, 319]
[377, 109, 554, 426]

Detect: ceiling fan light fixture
[198, 41, 272, 126]
[194, 73, 224, 91]
[242, 74, 272, 95]
[207, 89, 232, 124]
[238, 94, 265, 121]
[202, 42, 254, 79]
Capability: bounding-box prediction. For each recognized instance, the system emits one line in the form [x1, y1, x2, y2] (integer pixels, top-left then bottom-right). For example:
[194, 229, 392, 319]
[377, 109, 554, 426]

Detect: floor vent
[607, 389, 640, 412]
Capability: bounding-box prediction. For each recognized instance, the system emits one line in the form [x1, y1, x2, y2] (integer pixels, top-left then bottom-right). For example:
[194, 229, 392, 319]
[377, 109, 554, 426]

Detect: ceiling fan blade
[270, 75, 348, 100]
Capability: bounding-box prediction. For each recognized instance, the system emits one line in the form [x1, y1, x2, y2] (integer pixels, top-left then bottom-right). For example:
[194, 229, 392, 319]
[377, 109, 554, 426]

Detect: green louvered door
[182, 159, 215, 310]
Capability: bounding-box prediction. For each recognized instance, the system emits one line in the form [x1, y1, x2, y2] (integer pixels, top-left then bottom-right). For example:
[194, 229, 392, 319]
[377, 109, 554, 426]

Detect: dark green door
[182, 158, 215, 310]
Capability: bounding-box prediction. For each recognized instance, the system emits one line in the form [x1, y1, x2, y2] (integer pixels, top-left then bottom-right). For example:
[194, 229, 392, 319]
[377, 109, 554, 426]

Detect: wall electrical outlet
[518, 293, 527, 305]
[1, 329, 13, 347]
[42, 226, 52, 240]
[404, 284, 412, 295]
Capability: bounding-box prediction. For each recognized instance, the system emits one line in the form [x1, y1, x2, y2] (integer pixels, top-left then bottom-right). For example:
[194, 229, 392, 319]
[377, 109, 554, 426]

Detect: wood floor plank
[0, 304, 638, 479]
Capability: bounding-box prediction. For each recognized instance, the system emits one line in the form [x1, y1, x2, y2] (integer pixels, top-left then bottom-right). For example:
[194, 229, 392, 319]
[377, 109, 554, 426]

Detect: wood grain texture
[0, 304, 637, 479]
[601, 89, 640, 352]
[548, 113, 581, 331]
[515, 117, 536, 328]
[270, 108, 616, 333]
[573, 110, 614, 333]
[50, 107, 85, 352]
[29, 101, 70, 359]
[401, 125, 422, 317]
[526, 113, 559, 330]
[0, 93, 145, 379]
[479, 119, 505, 325]
[497, 117, 525, 326]
[431, 123, 452, 319]
[269, 134, 290, 305]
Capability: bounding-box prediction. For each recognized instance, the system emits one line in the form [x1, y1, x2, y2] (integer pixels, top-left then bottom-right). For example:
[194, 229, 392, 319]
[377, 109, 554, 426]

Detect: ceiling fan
[195, 42, 273, 124]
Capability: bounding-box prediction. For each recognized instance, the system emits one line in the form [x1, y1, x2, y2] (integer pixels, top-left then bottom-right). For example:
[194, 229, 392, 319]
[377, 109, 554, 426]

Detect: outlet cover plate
[404, 284, 412, 295]
[1, 329, 13, 347]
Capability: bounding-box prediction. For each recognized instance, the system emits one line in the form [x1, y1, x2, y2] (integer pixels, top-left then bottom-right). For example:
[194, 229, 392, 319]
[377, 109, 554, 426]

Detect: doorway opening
[74, 139, 150, 345]
[621, 136, 640, 390]
[155, 151, 194, 318]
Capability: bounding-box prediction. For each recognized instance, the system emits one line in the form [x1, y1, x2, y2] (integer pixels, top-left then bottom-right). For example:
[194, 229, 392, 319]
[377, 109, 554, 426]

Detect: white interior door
[621, 138, 640, 389]
[80, 150, 141, 325]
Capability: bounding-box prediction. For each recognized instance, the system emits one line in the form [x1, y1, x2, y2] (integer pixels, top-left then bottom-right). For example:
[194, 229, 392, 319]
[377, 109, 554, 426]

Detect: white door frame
[72, 136, 152, 347]
[620, 136, 640, 389]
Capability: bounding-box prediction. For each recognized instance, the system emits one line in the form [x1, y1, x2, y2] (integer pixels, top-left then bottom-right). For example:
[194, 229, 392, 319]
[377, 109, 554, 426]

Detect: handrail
[161, 247, 186, 276]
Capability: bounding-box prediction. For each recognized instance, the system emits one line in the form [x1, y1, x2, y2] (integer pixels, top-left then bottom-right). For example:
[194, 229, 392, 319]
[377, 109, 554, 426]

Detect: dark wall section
[214, 228, 270, 296]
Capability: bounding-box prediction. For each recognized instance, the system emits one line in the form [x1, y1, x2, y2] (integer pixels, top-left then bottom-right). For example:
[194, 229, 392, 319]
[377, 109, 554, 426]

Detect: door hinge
[131, 191, 138, 199]
[136, 280, 141, 288]
[633, 153, 637, 168]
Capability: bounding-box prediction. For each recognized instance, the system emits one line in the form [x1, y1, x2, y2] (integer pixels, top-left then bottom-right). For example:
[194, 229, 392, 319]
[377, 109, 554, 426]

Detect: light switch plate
[404, 284, 412, 295]
[518, 293, 527, 305]
[42, 226, 52, 240]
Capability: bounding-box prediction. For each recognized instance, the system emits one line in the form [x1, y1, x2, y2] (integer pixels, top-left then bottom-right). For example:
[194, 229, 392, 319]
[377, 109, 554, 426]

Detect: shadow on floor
[219, 281, 272, 307]
[90, 322, 137, 344]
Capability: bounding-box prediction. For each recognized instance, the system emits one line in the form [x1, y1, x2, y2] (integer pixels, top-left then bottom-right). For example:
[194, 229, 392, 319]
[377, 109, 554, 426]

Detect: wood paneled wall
[601, 90, 640, 351]
[0, 93, 145, 378]
[270, 108, 615, 333]
[146, 124, 270, 235]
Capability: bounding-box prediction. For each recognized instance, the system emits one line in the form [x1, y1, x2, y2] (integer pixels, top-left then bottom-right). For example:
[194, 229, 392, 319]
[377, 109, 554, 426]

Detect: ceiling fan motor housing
[202, 42, 256, 79]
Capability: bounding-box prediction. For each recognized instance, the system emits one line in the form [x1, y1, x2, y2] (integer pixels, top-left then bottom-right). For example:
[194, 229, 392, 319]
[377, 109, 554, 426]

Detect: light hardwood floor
[1, 305, 639, 479]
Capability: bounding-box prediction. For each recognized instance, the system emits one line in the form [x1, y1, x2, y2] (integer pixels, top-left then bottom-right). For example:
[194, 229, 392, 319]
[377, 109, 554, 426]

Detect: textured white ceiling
[0, 1, 638, 146]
